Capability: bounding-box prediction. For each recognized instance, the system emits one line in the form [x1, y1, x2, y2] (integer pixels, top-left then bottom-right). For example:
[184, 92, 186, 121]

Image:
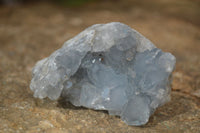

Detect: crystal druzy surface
[30, 22, 176, 126]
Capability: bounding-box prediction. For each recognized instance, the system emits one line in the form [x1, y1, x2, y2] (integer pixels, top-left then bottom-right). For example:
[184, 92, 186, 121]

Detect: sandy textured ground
[0, 0, 200, 132]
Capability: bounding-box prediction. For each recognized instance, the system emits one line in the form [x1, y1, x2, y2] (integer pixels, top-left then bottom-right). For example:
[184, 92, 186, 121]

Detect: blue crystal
[30, 22, 176, 126]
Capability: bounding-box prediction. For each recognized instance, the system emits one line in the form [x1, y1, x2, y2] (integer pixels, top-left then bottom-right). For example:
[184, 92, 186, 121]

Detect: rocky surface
[0, 0, 200, 132]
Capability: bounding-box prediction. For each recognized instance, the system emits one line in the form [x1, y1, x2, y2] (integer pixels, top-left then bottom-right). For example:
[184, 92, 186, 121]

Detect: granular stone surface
[0, 0, 200, 132]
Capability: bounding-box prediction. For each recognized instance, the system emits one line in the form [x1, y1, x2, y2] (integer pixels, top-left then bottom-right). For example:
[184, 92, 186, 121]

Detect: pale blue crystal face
[30, 22, 176, 126]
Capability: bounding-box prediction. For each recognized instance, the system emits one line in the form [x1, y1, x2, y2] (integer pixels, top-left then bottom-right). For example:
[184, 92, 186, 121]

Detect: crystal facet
[30, 22, 176, 126]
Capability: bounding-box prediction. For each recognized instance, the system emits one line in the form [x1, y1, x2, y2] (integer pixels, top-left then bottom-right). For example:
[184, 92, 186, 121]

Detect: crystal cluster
[30, 22, 176, 126]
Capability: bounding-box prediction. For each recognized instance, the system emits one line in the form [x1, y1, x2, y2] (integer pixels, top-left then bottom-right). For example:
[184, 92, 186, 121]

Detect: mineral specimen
[30, 22, 176, 126]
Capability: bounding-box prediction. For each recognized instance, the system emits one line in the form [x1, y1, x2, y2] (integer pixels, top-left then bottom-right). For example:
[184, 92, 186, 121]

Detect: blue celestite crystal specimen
[30, 22, 176, 126]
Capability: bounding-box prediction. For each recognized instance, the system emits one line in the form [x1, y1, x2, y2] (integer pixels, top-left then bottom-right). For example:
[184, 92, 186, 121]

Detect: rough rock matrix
[30, 22, 176, 126]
